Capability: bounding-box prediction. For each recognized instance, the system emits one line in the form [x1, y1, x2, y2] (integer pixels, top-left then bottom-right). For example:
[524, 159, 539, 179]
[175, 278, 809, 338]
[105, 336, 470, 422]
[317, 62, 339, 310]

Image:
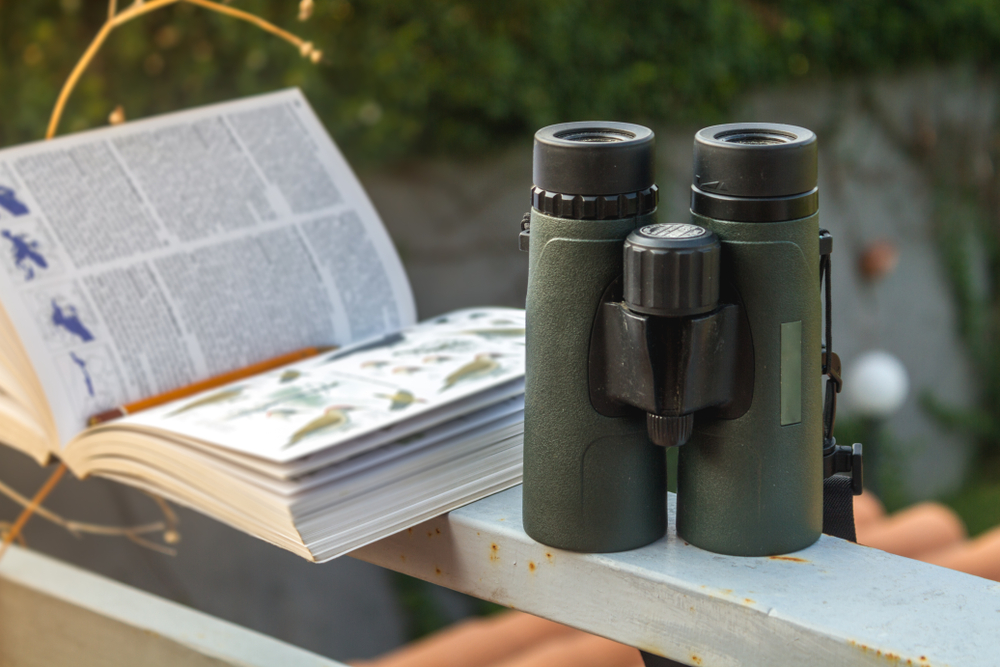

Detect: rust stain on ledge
[769, 555, 809, 563]
[490, 543, 500, 562]
[528, 561, 536, 572]
[689, 655, 703, 665]
[848, 640, 925, 665]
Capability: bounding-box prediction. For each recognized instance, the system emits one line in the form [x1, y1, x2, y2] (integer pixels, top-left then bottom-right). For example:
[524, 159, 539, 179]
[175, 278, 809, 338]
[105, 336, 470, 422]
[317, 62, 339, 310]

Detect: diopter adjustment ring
[646, 413, 694, 447]
[531, 185, 658, 220]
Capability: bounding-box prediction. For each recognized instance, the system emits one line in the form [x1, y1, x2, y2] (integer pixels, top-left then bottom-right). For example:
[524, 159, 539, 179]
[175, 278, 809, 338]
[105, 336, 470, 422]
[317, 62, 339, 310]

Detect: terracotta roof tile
[855, 501, 966, 558]
[916, 524, 1000, 581]
[353, 608, 581, 667]
[852, 490, 886, 528]
[488, 632, 643, 667]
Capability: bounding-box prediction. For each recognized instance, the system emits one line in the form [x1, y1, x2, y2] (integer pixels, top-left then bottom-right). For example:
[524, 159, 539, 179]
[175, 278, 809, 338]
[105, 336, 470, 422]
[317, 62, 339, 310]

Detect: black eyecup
[691, 122, 818, 222]
[534, 121, 655, 197]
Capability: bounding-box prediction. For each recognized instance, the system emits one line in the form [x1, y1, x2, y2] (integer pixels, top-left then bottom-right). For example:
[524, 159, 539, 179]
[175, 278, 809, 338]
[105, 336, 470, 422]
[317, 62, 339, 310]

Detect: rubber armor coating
[676, 212, 823, 556]
[523, 208, 666, 553]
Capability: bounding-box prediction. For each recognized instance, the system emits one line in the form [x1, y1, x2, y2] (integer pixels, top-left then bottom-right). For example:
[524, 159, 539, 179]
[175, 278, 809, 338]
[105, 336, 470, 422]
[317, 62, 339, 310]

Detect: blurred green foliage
[945, 479, 1000, 537]
[3, 1, 1000, 164]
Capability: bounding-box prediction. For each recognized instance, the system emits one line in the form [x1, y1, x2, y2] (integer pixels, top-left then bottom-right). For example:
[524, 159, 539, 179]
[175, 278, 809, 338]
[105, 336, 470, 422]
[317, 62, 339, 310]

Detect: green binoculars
[520, 122, 860, 557]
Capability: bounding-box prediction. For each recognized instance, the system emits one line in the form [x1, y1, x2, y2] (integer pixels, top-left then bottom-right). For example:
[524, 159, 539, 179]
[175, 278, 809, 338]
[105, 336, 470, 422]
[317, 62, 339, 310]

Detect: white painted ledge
[0, 544, 344, 667]
[354, 486, 1000, 667]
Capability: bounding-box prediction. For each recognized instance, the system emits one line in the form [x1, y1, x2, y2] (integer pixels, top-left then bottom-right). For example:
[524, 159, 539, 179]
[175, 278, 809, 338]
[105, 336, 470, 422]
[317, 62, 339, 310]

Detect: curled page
[0, 89, 415, 445]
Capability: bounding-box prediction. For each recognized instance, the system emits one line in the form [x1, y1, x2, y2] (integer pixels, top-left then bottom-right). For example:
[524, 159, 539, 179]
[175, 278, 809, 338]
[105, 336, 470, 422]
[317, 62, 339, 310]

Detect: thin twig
[145, 490, 181, 543]
[108, 0, 118, 21]
[46, 18, 116, 140]
[0, 473, 167, 540]
[47, 0, 313, 139]
[47, 0, 181, 139]
[126, 532, 177, 556]
[0, 463, 67, 559]
[183, 0, 307, 48]
[0, 522, 28, 546]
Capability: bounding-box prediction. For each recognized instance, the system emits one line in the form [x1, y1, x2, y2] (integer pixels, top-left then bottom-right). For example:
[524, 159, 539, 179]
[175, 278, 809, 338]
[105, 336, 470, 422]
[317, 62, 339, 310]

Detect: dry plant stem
[0, 474, 168, 539]
[0, 523, 27, 546]
[148, 491, 179, 528]
[183, 0, 306, 45]
[0, 470, 176, 558]
[0, 463, 67, 560]
[47, 0, 310, 139]
[146, 491, 180, 541]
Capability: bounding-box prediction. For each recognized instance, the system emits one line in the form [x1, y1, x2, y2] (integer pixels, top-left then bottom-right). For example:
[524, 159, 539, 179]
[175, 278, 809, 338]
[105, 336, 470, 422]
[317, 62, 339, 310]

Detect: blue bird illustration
[70, 352, 94, 396]
[2, 230, 47, 280]
[0, 186, 29, 217]
[51, 300, 94, 342]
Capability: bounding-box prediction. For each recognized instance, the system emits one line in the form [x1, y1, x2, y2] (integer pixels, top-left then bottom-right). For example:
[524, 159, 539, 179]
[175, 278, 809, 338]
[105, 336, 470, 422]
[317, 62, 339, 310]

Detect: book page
[0, 89, 415, 446]
[113, 308, 525, 463]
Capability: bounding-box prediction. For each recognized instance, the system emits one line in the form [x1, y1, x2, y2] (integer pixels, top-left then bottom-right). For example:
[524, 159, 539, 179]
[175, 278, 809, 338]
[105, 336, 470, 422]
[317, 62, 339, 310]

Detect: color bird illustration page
[118, 307, 526, 462]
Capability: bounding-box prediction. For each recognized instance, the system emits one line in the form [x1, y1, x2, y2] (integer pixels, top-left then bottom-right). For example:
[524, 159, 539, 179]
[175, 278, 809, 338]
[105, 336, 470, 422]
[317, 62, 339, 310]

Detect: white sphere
[844, 351, 910, 418]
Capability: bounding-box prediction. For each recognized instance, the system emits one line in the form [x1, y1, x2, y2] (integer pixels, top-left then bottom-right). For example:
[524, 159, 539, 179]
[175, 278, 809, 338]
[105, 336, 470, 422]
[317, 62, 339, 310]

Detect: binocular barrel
[522, 123, 667, 553]
[680, 123, 823, 556]
[522, 121, 824, 557]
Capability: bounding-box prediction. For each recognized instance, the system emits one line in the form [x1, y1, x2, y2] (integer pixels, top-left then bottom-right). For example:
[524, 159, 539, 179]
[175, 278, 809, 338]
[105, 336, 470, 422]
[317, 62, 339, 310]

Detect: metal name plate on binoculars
[637, 223, 706, 239]
[521, 121, 860, 557]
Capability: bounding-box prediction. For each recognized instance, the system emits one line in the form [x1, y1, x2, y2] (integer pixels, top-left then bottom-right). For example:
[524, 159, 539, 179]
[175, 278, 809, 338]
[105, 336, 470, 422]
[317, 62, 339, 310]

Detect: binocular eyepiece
[691, 123, 818, 222]
[522, 120, 840, 557]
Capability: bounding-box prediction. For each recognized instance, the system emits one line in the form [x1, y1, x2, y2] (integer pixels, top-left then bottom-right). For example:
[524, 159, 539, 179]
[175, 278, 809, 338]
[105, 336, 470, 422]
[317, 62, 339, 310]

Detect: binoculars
[520, 121, 859, 557]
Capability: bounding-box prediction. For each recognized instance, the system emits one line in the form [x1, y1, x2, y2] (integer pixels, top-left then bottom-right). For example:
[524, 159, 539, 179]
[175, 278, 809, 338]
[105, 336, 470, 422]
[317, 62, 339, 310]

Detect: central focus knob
[623, 223, 721, 316]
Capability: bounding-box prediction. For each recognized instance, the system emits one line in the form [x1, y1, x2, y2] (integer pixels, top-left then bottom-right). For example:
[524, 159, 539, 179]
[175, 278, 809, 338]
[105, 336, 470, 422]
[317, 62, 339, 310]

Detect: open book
[0, 90, 524, 562]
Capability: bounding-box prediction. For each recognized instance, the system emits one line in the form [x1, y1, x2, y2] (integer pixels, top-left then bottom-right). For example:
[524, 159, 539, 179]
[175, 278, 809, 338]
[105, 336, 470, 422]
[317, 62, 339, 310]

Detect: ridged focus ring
[623, 223, 721, 316]
[531, 185, 658, 220]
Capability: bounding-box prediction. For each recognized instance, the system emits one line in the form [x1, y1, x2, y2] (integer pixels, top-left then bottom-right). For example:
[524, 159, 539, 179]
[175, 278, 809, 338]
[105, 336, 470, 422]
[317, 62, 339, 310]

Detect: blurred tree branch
[48, 0, 320, 138]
